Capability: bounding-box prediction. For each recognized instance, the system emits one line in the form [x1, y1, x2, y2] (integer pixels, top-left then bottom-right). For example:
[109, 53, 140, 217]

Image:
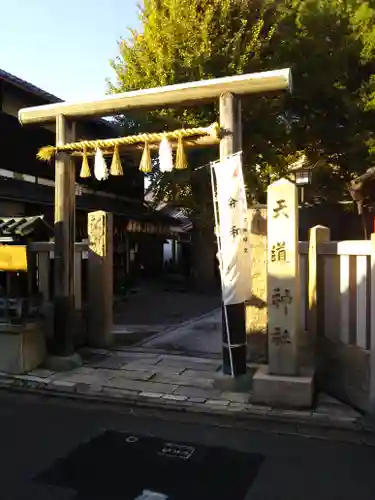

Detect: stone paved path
[114, 282, 220, 326]
[112, 283, 221, 347]
[139, 309, 222, 356]
[0, 346, 369, 443]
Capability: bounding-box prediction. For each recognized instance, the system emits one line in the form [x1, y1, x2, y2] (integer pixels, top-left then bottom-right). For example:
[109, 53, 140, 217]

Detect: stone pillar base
[0, 322, 46, 374]
[43, 352, 82, 372]
[252, 364, 315, 409]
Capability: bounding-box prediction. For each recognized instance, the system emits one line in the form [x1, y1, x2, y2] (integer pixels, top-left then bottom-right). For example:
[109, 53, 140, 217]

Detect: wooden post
[125, 234, 130, 275]
[307, 225, 330, 357]
[74, 251, 82, 310]
[53, 115, 76, 356]
[219, 92, 247, 376]
[369, 234, 375, 413]
[37, 251, 50, 312]
[172, 238, 177, 266]
[220, 92, 241, 157]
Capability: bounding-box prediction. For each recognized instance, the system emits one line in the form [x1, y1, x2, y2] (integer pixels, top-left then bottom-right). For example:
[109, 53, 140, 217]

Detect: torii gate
[18, 68, 291, 374]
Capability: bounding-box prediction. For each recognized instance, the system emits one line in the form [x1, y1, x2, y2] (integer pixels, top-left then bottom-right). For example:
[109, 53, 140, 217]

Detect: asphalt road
[0, 391, 374, 499]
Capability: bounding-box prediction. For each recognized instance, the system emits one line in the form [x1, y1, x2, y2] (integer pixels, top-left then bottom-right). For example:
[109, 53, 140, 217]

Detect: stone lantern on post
[288, 155, 313, 204]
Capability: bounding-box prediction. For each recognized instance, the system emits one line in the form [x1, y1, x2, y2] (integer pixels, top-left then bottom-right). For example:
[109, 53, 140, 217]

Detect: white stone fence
[298, 235, 374, 352]
[29, 241, 88, 312]
[296, 229, 375, 411]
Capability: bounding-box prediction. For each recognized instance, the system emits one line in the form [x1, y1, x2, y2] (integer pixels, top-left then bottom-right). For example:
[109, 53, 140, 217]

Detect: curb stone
[0, 375, 372, 445]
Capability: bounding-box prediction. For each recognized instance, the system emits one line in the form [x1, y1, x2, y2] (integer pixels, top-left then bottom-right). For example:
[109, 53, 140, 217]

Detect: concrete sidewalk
[1, 346, 373, 445]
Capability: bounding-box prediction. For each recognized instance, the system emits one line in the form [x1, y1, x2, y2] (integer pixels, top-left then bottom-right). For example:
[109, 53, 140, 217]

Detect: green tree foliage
[109, 0, 375, 201]
[108, 0, 375, 286]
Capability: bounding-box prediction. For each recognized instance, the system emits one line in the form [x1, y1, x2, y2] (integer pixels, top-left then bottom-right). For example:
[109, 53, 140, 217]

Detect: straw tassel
[37, 145, 55, 162]
[110, 145, 124, 176]
[79, 147, 91, 178]
[139, 141, 152, 173]
[175, 135, 188, 170]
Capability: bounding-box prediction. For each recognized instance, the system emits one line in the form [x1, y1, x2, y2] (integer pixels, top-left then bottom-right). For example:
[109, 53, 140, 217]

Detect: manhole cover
[36, 430, 263, 499]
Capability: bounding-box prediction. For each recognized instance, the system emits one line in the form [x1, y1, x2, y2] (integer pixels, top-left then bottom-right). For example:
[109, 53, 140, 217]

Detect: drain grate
[36, 430, 263, 499]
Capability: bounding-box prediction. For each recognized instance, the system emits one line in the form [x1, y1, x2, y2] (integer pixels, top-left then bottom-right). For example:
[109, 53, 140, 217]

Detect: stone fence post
[305, 225, 330, 367]
[87, 211, 113, 348]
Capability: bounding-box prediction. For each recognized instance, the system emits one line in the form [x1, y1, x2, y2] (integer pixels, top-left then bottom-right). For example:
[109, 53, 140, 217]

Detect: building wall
[0, 201, 25, 216]
[0, 112, 144, 202]
[138, 234, 164, 277]
[0, 112, 54, 180]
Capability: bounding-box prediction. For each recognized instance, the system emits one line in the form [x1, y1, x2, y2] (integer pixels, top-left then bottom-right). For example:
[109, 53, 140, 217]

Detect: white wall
[163, 239, 173, 264]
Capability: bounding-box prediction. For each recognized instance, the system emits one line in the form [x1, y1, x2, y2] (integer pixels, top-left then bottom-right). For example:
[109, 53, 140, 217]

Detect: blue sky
[0, 0, 140, 101]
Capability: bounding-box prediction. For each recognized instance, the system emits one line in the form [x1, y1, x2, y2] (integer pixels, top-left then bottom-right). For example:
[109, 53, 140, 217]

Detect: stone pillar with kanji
[252, 178, 314, 408]
[87, 210, 113, 348]
[267, 178, 299, 376]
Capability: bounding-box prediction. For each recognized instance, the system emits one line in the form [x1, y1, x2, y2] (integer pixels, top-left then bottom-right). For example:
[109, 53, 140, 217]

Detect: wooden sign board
[125, 219, 169, 235]
[0, 245, 28, 271]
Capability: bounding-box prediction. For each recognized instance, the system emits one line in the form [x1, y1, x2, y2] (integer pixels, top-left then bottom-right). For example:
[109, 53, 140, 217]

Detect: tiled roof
[0, 68, 63, 104]
[0, 215, 53, 238]
[0, 68, 118, 132]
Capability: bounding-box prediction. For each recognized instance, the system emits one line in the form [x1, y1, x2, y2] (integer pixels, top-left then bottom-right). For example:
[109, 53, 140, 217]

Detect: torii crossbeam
[18, 68, 292, 373]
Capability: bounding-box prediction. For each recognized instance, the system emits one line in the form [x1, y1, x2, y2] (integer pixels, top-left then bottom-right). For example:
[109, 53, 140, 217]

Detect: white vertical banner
[210, 152, 251, 305]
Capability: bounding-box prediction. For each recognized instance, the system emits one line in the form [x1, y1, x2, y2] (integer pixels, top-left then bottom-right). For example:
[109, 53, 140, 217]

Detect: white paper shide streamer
[211, 152, 251, 305]
[94, 147, 109, 181]
[158, 136, 174, 172]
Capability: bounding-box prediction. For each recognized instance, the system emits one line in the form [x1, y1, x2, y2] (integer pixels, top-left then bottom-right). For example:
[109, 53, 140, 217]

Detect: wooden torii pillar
[18, 69, 292, 370]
